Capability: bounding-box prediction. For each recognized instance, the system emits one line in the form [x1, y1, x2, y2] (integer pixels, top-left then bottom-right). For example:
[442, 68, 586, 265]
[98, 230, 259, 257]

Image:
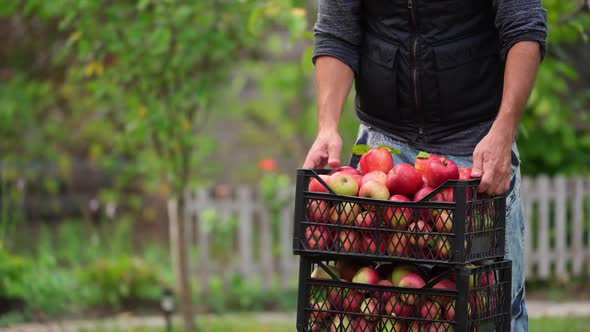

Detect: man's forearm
[315, 56, 355, 133]
[492, 41, 542, 138]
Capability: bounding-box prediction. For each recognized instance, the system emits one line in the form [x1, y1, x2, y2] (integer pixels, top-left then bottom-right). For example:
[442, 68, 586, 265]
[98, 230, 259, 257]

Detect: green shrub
[78, 256, 163, 308]
[0, 244, 32, 299]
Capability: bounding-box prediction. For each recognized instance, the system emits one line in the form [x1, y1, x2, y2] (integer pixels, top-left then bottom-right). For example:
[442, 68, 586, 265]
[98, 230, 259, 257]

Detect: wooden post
[168, 198, 196, 332]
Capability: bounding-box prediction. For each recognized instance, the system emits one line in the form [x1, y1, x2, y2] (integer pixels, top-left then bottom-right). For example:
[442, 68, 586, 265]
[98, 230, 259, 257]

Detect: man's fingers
[471, 149, 484, 178]
[327, 141, 342, 168]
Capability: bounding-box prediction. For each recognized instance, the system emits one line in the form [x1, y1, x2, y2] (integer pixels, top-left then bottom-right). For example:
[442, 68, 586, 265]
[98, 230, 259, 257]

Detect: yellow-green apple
[398, 273, 426, 305]
[307, 200, 331, 223]
[355, 211, 380, 228]
[387, 163, 424, 197]
[353, 266, 381, 285]
[373, 279, 396, 303]
[434, 236, 452, 259]
[420, 300, 442, 319]
[343, 291, 364, 313]
[352, 317, 375, 332]
[387, 232, 412, 258]
[308, 174, 332, 193]
[383, 194, 412, 229]
[435, 210, 453, 233]
[378, 317, 407, 332]
[390, 264, 421, 286]
[359, 180, 391, 210]
[361, 170, 388, 186]
[331, 173, 360, 196]
[334, 229, 361, 253]
[305, 225, 332, 250]
[408, 220, 433, 249]
[312, 265, 341, 280]
[336, 260, 362, 282]
[330, 314, 353, 332]
[360, 297, 382, 320]
[360, 147, 394, 174]
[384, 296, 414, 317]
[424, 322, 454, 332]
[330, 203, 362, 225]
[361, 233, 388, 255]
[423, 156, 459, 188]
[330, 166, 362, 176]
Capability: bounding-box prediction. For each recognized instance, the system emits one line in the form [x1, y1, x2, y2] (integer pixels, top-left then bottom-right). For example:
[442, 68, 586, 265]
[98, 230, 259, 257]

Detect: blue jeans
[349, 124, 528, 332]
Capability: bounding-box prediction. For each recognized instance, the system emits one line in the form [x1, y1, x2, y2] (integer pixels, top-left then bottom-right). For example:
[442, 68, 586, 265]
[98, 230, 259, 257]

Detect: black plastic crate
[293, 169, 506, 265]
[296, 257, 512, 332]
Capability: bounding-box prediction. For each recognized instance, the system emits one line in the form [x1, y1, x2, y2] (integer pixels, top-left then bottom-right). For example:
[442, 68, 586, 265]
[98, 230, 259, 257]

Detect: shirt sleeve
[494, 0, 548, 61]
[312, 0, 363, 73]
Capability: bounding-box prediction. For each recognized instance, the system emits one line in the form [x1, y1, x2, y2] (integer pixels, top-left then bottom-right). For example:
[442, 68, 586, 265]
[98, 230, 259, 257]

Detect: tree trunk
[168, 197, 196, 331]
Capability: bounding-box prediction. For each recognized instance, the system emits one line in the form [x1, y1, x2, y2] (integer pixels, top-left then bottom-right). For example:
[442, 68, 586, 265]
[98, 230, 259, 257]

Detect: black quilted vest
[355, 0, 504, 145]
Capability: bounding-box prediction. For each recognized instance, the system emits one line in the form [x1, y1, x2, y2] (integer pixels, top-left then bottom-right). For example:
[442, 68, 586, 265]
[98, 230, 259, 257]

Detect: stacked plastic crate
[292, 169, 511, 332]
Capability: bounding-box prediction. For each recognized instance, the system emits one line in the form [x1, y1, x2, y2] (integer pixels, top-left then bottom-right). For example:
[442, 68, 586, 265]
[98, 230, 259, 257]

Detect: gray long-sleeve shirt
[312, 0, 548, 155]
[313, 0, 548, 73]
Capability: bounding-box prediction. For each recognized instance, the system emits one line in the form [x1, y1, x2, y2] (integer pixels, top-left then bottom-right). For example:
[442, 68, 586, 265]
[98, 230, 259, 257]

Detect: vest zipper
[408, 0, 424, 138]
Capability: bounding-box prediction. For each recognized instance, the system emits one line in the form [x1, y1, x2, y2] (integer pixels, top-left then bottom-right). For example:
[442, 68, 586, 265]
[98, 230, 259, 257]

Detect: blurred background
[1, 1, 589, 331]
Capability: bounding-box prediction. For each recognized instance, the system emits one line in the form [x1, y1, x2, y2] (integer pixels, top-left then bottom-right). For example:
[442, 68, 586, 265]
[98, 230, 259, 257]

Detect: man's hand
[471, 127, 513, 195]
[303, 130, 343, 169]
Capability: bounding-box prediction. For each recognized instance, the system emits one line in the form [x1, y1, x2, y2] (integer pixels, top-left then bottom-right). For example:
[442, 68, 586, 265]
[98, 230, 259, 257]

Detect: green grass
[77, 315, 590, 332]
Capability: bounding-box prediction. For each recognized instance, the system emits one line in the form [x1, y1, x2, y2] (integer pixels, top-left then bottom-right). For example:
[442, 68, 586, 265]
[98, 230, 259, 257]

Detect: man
[302, 1, 547, 331]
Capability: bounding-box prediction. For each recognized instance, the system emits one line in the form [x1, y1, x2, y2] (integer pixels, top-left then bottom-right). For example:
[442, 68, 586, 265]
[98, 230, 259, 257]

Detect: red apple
[387, 232, 411, 258]
[480, 271, 496, 287]
[336, 260, 361, 282]
[343, 291, 364, 313]
[443, 166, 474, 202]
[352, 317, 375, 332]
[359, 147, 394, 174]
[355, 211, 380, 228]
[361, 170, 388, 186]
[445, 300, 456, 320]
[384, 296, 414, 317]
[382, 194, 412, 229]
[407, 321, 423, 332]
[390, 264, 420, 286]
[331, 173, 360, 196]
[330, 166, 361, 176]
[360, 297, 382, 320]
[359, 180, 391, 202]
[361, 233, 387, 255]
[308, 174, 332, 193]
[424, 156, 459, 188]
[420, 300, 442, 320]
[398, 273, 426, 305]
[305, 225, 332, 250]
[334, 229, 361, 253]
[414, 186, 444, 202]
[352, 174, 364, 188]
[374, 279, 396, 303]
[424, 322, 454, 332]
[330, 314, 353, 332]
[330, 203, 362, 225]
[352, 266, 381, 285]
[408, 220, 432, 249]
[430, 278, 456, 306]
[307, 200, 331, 223]
[310, 300, 331, 321]
[435, 210, 453, 233]
[387, 163, 424, 197]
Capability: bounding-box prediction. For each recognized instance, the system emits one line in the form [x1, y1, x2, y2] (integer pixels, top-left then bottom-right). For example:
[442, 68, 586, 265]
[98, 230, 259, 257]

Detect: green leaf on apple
[351, 144, 371, 155]
[417, 151, 430, 159]
[378, 144, 401, 155]
[427, 237, 438, 248]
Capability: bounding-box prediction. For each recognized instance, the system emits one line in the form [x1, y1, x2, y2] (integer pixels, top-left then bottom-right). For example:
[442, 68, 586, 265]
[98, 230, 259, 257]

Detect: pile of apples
[307, 260, 498, 332]
[305, 147, 474, 259]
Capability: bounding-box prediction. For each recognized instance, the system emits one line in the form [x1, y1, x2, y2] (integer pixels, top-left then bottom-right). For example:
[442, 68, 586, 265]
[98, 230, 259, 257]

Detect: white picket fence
[184, 176, 590, 291]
